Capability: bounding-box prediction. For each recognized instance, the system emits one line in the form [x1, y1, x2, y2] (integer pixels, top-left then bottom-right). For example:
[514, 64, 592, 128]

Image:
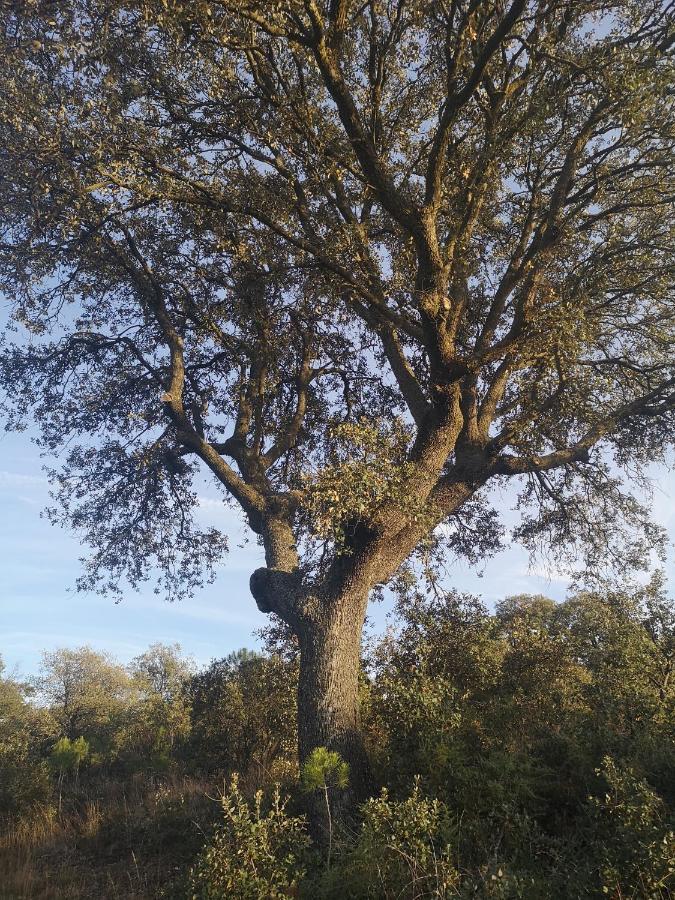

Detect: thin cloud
[17, 495, 41, 506]
[134, 596, 264, 627]
[0, 470, 48, 488]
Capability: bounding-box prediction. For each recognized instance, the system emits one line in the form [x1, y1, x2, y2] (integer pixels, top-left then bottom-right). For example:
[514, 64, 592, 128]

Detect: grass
[0, 774, 216, 899]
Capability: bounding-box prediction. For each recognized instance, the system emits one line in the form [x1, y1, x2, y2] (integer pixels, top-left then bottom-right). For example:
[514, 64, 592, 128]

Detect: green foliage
[186, 650, 297, 780]
[49, 736, 89, 776]
[123, 643, 193, 767]
[0, 658, 51, 815]
[588, 758, 675, 898]
[36, 646, 135, 760]
[300, 747, 350, 868]
[1, 583, 674, 895]
[188, 776, 310, 900]
[320, 783, 459, 899]
[300, 747, 349, 794]
[0, 729, 51, 817]
[2, 0, 674, 611]
[188, 778, 460, 900]
[367, 583, 675, 895]
[303, 419, 423, 549]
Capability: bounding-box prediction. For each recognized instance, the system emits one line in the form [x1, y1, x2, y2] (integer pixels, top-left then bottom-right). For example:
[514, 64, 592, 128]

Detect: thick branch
[493, 377, 675, 476]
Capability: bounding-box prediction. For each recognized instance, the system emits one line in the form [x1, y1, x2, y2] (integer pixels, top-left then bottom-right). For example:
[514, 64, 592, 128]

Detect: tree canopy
[1, 0, 673, 595]
[1, 0, 674, 788]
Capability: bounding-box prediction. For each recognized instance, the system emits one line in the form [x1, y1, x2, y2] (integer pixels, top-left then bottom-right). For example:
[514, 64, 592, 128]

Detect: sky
[1, 421, 673, 678]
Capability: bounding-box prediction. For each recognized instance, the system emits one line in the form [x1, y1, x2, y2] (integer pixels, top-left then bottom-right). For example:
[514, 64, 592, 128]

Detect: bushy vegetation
[189, 776, 310, 899]
[2, 580, 673, 897]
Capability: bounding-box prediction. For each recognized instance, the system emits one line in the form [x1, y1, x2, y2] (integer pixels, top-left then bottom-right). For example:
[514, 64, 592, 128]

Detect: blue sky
[1, 424, 673, 677]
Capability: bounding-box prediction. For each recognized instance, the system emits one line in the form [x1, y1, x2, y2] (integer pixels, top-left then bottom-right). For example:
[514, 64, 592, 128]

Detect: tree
[300, 747, 350, 862]
[1, 0, 674, 800]
[367, 584, 675, 889]
[36, 647, 135, 755]
[187, 649, 297, 778]
[0, 656, 30, 730]
[0, 656, 51, 814]
[125, 642, 193, 762]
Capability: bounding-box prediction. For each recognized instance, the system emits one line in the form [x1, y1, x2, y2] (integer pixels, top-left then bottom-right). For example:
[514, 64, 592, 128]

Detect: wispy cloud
[517, 565, 571, 585]
[0, 470, 48, 488]
[16, 495, 41, 506]
[132, 595, 264, 627]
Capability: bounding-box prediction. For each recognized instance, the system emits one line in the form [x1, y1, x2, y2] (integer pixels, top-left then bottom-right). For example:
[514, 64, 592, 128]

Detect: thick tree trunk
[250, 523, 385, 838]
[296, 591, 373, 830]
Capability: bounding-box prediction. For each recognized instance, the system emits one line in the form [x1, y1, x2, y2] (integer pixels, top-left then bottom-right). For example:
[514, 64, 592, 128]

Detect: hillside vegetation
[1, 581, 673, 898]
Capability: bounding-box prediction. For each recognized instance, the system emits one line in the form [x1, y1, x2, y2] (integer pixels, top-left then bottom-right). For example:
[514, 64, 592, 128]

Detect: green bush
[588, 757, 675, 898]
[0, 728, 51, 816]
[317, 782, 459, 899]
[0, 657, 52, 816]
[185, 650, 297, 780]
[188, 775, 310, 899]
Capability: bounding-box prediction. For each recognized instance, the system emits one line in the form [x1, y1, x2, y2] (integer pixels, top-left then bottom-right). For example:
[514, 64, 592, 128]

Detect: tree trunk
[249, 537, 377, 837]
[296, 592, 373, 830]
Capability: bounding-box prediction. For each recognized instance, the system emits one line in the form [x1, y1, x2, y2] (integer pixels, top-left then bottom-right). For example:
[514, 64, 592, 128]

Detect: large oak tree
[1, 0, 674, 797]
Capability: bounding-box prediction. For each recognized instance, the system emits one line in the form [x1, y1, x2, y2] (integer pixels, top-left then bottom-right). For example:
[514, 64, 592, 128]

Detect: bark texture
[251, 557, 374, 795]
[296, 593, 372, 799]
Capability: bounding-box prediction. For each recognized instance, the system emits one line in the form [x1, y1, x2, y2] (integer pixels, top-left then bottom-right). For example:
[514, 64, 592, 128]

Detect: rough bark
[249, 481, 476, 830]
[296, 591, 372, 798]
[251, 552, 372, 792]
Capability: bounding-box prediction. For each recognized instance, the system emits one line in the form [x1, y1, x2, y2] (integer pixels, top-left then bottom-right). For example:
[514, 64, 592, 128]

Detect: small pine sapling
[300, 747, 349, 866]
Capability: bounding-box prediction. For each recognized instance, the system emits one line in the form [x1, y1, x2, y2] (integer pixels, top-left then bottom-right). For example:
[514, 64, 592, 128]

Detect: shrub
[588, 757, 675, 898]
[318, 781, 459, 899]
[188, 775, 310, 899]
[186, 651, 297, 780]
[0, 728, 51, 816]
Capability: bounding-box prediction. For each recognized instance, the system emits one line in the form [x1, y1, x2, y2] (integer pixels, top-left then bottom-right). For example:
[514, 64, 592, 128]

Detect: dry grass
[0, 775, 215, 899]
